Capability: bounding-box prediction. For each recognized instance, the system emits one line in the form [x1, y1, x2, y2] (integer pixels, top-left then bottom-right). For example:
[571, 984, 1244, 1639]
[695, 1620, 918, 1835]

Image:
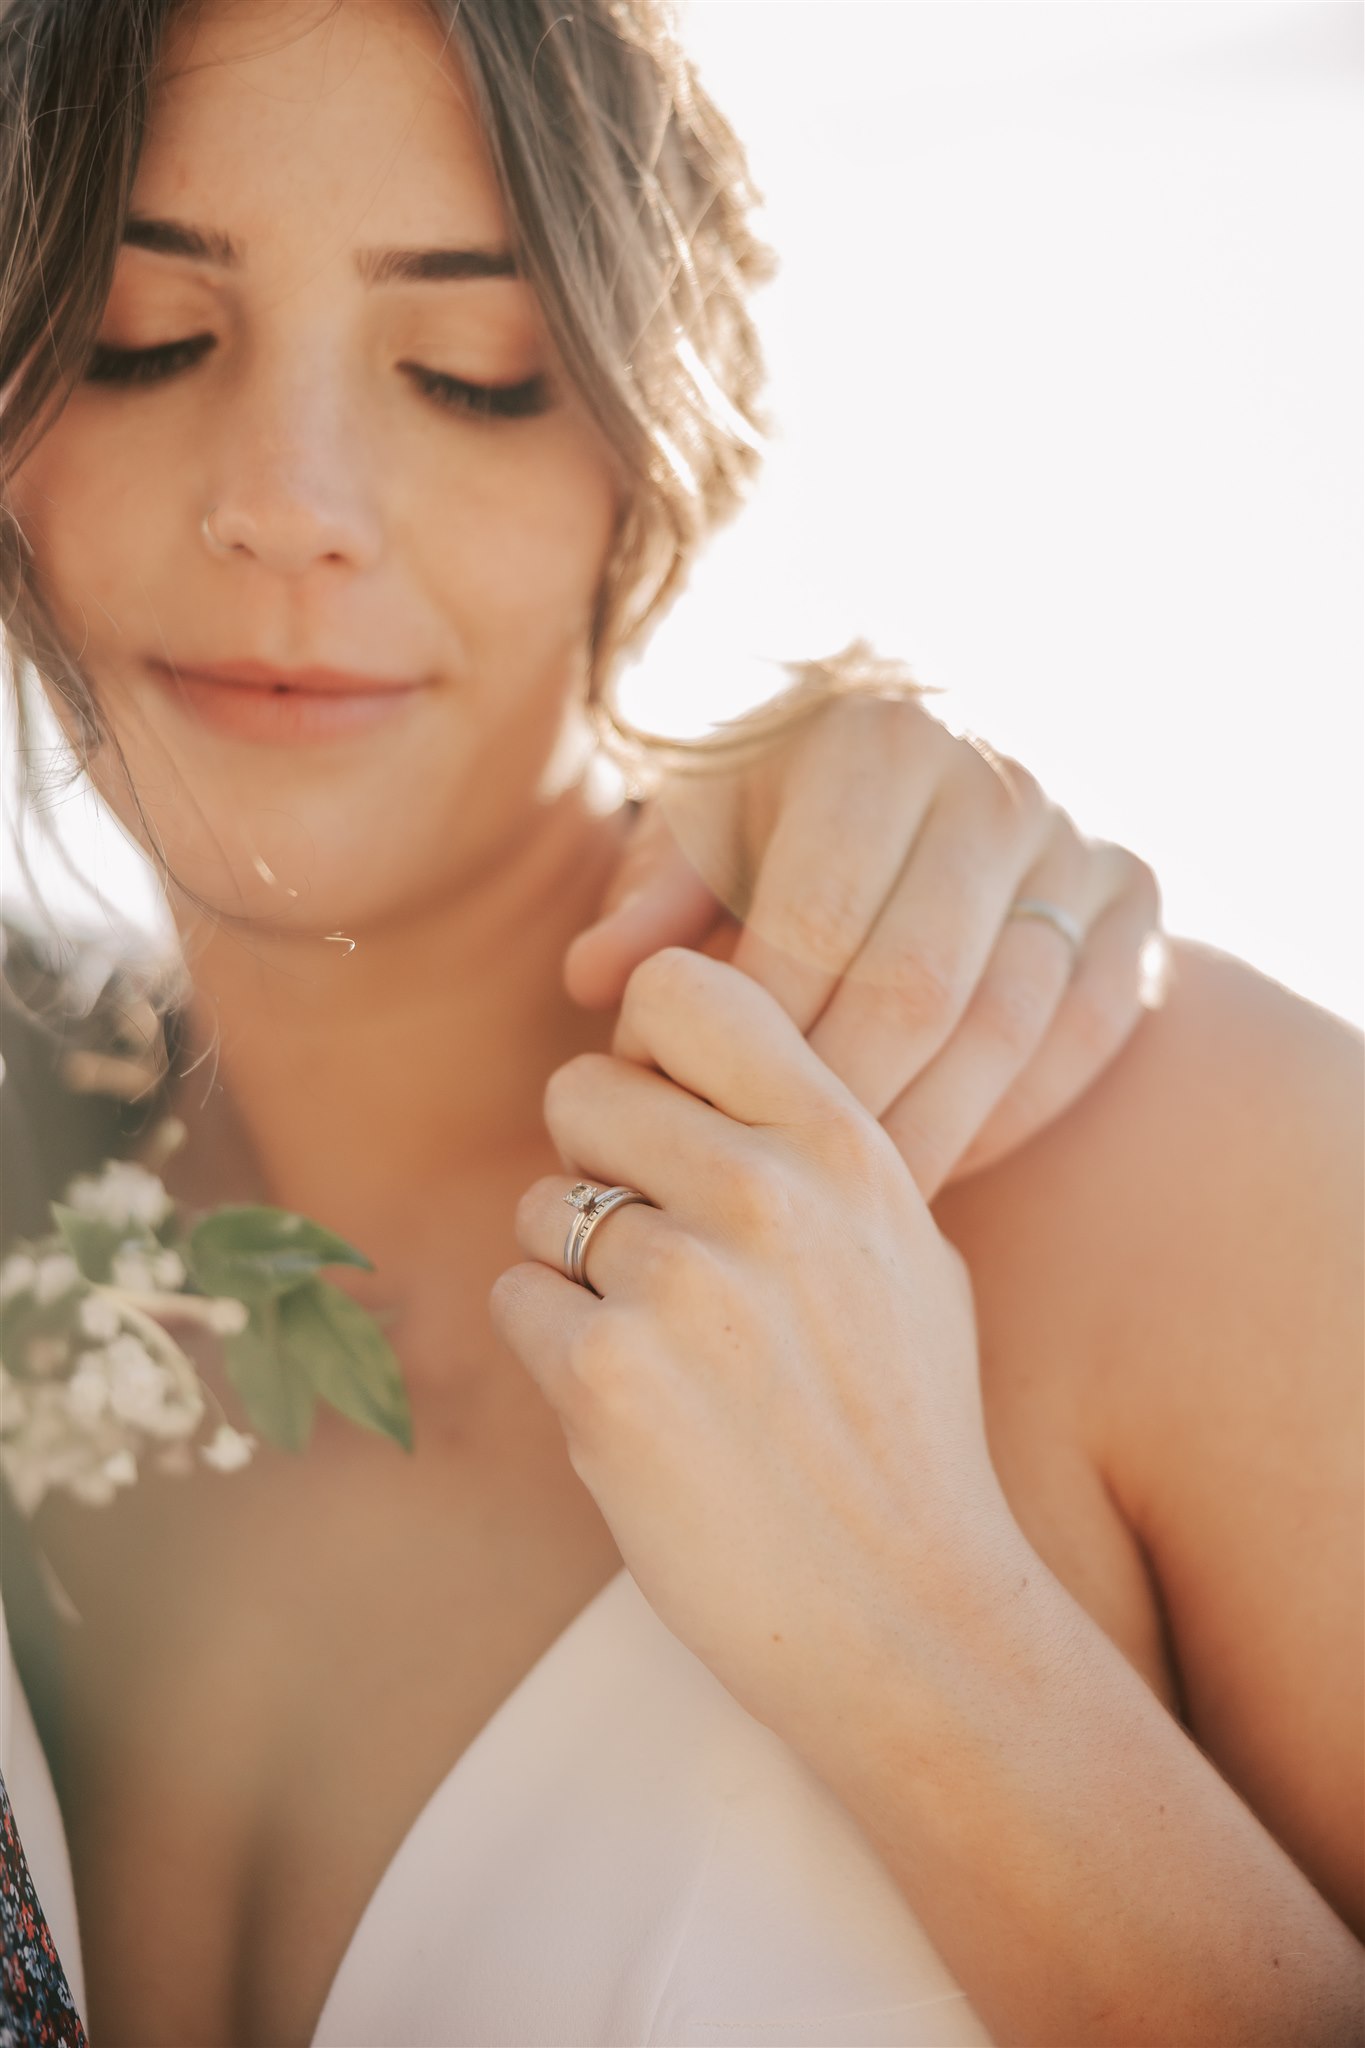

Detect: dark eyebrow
[120, 215, 520, 285]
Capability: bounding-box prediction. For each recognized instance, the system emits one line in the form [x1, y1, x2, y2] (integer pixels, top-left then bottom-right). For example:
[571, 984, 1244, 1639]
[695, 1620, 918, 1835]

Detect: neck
[159, 779, 635, 1249]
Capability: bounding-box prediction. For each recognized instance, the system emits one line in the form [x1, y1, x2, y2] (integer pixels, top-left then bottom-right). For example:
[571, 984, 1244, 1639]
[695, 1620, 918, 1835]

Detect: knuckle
[1092, 841, 1162, 923]
[634, 1226, 715, 1301]
[766, 870, 868, 976]
[1124, 852, 1163, 920]
[991, 752, 1047, 825]
[956, 740, 1043, 842]
[514, 1176, 559, 1237]
[542, 1052, 598, 1120]
[486, 1266, 520, 1320]
[624, 944, 704, 1010]
[868, 943, 962, 1037]
[856, 690, 935, 774]
[974, 969, 1055, 1059]
[720, 1154, 795, 1239]
[817, 1098, 891, 1186]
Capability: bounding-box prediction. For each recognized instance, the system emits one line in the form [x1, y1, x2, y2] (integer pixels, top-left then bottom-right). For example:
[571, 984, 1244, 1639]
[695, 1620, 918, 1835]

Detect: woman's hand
[565, 693, 1166, 1200]
[491, 946, 1033, 1752]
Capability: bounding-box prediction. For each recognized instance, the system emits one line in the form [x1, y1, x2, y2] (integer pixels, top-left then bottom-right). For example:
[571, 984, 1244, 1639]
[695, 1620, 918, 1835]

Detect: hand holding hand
[492, 946, 1031, 1753]
[565, 692, 1165, 1199]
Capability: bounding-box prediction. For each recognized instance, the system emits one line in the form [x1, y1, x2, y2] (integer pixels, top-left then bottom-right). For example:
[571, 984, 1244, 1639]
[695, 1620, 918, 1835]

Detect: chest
[29, 1304, 1176, 2048]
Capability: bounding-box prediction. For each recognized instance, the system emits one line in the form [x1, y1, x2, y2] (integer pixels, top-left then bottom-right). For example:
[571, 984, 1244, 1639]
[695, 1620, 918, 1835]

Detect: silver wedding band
[1006, 897, 1084, 967]
[562, 1181, 653, 1297]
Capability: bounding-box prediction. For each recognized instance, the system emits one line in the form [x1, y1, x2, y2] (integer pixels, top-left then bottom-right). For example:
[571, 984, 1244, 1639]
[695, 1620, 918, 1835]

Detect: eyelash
[81, 335, 552, 421]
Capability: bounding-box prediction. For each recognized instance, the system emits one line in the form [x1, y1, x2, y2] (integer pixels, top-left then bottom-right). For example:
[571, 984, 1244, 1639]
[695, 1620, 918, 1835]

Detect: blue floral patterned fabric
[0, 1769, 86, 2048]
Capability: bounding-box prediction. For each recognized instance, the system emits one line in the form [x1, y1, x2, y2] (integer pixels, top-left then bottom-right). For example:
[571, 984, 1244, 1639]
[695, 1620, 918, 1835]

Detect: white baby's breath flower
[150, 1249, 187, 1290]
[99, 1333, 203, 1439]
[65, 1160, 172, 1233]
[1, 1401, 132, 1515]
[138, 1386, 204, 1441]
[34, 1252, 80, 1304]
[101, 1448, 138, 1489]
[110, 1247, 158, 1294]
[0, 1251, 38, 1303]
[106, 1331, 156, 1375]
[78, 1293, 123, 1341]
[204, 1296, 249, 1335]
[65, 1357, 111, 1423]
[200, 1424, 256, 1473]
[106, 1336, 168, 1427]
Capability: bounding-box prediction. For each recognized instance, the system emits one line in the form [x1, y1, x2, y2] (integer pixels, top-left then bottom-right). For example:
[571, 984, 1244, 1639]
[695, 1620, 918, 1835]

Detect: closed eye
[84, 335, 216, 386]
[398, 362, 552, 420]
[82, 336, 553, 421]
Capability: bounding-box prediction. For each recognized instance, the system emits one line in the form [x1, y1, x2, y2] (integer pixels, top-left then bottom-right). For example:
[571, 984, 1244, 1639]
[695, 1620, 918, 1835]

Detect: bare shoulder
[933, 936, 1364, 1937]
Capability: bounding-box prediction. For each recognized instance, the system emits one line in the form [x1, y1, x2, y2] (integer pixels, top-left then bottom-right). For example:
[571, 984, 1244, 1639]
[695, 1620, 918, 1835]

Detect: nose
[200, 361, 384, 576]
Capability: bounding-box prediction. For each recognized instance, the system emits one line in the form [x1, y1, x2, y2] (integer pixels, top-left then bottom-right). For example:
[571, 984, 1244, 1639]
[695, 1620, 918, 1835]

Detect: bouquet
[0, 1124, 411, 1515]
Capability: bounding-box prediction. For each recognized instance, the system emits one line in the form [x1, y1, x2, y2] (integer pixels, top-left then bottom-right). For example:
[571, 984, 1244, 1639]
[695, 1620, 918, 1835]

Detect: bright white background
[3, 0, 1361, 1026]
[628, 0, 1364, 1026]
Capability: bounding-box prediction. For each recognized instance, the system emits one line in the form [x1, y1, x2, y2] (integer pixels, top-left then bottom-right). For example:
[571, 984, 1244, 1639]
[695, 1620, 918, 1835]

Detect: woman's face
[10, 0, 622, 933]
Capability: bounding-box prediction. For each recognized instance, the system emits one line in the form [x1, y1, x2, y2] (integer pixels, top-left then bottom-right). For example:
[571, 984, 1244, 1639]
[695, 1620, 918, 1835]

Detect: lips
[145, 656, 428, 745]
[154, 657, 423, 694]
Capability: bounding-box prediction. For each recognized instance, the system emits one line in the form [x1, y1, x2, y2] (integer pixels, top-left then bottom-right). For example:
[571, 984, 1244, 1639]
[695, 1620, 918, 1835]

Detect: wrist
[785, 1508, 1063, 1801]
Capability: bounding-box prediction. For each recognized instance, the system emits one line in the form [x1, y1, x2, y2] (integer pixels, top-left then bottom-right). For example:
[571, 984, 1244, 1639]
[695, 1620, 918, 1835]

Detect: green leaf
[222, 1297, 316, 1453]
[278, 1279, 413, 1452]
[48, 1205, 123, 1285]
[186, 1206, 373, 1304]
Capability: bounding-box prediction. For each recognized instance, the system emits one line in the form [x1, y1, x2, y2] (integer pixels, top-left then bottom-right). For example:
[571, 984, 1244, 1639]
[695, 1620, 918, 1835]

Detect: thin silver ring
[566, 1185, 650, 1287]
[1006, 897, 1085, 964]
[201, 507, 233, 556]
[562, 1181, 652, 1296]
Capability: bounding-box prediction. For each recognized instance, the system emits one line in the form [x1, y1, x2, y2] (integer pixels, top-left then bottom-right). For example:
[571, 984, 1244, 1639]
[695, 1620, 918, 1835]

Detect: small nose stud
[201, 507, 234, 555]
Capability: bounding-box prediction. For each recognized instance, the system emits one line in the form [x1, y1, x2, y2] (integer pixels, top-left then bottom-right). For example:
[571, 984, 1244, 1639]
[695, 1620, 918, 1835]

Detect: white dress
[3, 1569, 994, 2047]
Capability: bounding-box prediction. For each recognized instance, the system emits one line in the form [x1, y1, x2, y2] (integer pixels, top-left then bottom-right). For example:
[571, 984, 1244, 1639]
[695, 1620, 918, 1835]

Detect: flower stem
[93, 1288, 234, 1430]
[95, 1294, 202, 1402]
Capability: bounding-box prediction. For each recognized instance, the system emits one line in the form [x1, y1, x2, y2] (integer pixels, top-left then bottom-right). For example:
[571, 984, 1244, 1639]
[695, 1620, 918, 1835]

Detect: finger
[724, 694, 943, 1030]
[542, 1048, 746, 1222]
[803, 745, 1053, 1115]
[877, 818, 1090, 1197]
[612, 946, 854, 1131]
[563, 805, 724, 1010]
[512, 1172, 674, 1302]
[487, 1254, 598, 1423]
[946, 850, 1166, 1183]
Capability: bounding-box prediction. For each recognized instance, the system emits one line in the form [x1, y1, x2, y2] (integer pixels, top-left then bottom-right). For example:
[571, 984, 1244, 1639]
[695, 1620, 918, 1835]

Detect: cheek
[405, 414, 620, 672]
[11, 405, 179, 652]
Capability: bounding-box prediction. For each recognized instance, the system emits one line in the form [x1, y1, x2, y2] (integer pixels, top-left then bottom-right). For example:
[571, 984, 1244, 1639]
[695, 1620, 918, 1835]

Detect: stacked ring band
[1006, 897, 1084, 964]
[562, 1181, 653, 1296]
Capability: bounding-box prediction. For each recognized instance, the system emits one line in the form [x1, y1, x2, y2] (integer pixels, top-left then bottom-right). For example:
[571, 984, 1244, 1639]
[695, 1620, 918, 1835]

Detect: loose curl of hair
[0, 0, 928, 1042]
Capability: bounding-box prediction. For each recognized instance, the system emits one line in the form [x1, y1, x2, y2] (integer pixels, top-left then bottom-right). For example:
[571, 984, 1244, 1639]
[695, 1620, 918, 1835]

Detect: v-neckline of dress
[309, 1562, 632, 2045]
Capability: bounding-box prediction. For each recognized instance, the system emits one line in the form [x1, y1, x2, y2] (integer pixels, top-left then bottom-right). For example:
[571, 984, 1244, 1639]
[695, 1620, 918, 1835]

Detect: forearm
[799, 1541, 1364, 2046]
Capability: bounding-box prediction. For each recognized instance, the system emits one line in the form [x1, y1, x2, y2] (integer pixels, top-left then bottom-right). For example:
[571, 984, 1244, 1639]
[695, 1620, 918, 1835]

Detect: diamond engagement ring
[562, 1181, 653, 1297]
